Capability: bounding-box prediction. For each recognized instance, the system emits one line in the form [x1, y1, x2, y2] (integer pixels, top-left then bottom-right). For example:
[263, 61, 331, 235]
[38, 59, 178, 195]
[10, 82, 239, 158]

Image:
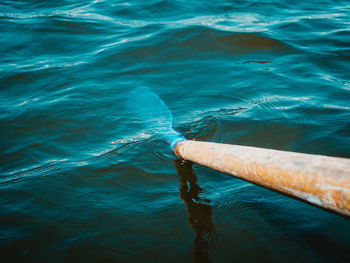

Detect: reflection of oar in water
[127, 87, 350, 217]
[175, 159, 216, 263]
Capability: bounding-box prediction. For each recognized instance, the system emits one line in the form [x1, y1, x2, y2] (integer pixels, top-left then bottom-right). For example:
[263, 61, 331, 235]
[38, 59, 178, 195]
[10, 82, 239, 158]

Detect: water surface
[1, 0, 350, 262]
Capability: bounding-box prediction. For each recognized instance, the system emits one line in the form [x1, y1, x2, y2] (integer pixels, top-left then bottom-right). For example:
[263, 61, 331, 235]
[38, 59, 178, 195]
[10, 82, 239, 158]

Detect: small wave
[0, 59, 86, 74]
[0, 159, 66, 186]
[178, 106, 249, 141]
[0, 131, 155, 187]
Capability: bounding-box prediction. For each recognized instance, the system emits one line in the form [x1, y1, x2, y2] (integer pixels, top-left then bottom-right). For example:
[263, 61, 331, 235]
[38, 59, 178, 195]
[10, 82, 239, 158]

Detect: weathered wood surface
[174, 140, 350, 217]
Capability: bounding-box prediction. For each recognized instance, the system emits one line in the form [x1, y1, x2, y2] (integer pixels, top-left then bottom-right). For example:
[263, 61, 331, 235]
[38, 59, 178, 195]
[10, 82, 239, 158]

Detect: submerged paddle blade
[127, 86, 185, 149]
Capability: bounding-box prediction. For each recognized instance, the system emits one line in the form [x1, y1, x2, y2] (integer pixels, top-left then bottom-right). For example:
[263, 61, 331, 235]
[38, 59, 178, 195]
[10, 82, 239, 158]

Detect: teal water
[1, 0, 350, 262]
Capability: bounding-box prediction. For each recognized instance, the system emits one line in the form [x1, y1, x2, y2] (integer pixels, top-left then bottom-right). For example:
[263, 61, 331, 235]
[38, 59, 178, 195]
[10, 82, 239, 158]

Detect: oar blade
[126, 86, 184, 149]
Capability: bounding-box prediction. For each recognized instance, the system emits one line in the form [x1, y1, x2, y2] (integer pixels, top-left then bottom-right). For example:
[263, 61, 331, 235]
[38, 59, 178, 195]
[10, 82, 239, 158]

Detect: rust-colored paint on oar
[173, 140, 350, 217]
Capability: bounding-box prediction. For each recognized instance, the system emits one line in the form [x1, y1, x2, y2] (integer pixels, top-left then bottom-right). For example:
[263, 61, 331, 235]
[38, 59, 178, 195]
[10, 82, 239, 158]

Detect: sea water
[1, 0, 350, 262]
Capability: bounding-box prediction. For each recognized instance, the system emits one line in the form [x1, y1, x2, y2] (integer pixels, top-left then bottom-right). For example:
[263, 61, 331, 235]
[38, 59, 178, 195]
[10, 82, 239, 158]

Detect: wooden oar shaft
[174, 140, 350, 217]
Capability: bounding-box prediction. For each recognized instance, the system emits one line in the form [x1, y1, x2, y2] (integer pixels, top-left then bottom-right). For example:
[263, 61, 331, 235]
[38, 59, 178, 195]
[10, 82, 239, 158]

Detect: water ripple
[1, 0, 350, 262]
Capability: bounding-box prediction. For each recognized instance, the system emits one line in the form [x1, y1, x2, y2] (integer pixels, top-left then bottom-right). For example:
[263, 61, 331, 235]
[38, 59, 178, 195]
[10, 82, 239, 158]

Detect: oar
[127, 87, 350, 217]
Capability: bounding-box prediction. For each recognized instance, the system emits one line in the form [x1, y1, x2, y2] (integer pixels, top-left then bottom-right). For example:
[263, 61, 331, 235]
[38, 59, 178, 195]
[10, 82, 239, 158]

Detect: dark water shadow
[174, 159, 217, 263]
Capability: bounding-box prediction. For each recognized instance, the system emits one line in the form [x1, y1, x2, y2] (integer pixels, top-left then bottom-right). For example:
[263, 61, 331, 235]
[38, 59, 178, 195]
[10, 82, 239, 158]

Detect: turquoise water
[1, 0, 350, 262]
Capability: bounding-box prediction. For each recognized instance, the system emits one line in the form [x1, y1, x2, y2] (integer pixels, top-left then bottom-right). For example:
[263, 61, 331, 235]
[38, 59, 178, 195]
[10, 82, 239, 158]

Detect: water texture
[1, 0, 350, 262]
